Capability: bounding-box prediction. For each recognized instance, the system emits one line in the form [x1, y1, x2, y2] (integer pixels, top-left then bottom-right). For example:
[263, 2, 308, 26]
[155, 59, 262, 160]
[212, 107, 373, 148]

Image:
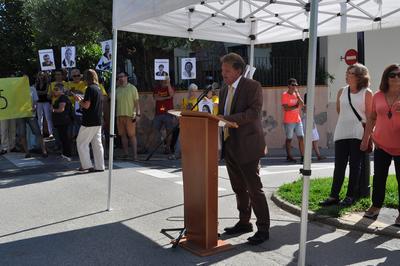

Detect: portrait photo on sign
[96, 39, 112, 71]
[181, 58, 196, 80]
[154, 59, 169, 80]
[38, 49, 55, 71]
[61, 46, 76, 68]
[198, 98, 214, 114]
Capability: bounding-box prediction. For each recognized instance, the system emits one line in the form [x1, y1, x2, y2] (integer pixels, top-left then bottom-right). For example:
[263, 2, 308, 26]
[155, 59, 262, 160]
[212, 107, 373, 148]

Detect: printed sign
[61, 46, 76, 68]
[38, 49, 56, 71]
[155, 59, 170, 80]
[181, 58, 196, 80]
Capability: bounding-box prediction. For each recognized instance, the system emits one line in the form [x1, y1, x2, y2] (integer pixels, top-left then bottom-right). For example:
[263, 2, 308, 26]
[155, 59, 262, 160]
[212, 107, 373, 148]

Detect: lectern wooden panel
[179, 112, 231, 256]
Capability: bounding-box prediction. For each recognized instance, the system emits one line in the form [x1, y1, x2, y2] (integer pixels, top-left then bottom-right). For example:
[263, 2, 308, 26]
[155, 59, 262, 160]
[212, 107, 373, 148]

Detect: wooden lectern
[178, 110, 233, 256]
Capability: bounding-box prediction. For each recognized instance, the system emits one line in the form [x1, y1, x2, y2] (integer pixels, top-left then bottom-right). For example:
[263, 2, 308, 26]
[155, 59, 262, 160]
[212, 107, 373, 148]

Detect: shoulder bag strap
[347, 86, 362, 122]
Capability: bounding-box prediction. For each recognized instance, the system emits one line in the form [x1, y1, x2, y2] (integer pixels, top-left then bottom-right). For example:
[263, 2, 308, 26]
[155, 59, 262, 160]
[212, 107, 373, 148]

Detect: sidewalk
[272, 194, 400, 239]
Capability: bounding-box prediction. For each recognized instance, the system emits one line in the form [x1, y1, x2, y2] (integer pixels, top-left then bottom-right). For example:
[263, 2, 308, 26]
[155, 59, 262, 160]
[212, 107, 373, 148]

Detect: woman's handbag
[347, 88, 373, 153]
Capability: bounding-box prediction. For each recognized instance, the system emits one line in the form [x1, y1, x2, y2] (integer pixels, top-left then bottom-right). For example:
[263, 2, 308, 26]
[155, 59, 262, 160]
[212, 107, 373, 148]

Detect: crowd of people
[0, 68, 108, 173]
[0, 54, 399, 234]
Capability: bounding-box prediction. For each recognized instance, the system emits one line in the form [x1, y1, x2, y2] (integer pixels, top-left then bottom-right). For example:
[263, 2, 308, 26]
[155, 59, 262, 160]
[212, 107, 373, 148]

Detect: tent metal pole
[249, 41, 255, 71]
[249, 19, 255, 78]
[107, 28, 118, 211]
[298, 0, 319, 265]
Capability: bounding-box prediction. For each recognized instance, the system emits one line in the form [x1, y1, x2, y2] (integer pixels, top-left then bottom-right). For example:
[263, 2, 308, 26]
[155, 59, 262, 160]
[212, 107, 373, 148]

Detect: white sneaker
[61, 154, 72, 162]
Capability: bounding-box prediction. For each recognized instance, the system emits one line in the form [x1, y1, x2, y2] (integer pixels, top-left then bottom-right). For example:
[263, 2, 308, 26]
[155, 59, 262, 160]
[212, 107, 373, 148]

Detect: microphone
[211, 82, 219, 90]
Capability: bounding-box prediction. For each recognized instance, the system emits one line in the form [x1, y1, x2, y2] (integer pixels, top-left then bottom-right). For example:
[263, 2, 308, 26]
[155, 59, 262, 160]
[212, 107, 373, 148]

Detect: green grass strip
[277, 175, 399, 217]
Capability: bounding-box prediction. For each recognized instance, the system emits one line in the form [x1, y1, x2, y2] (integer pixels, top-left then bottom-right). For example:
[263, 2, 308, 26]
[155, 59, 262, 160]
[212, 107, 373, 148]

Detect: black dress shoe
[247, 231, 269, 245]
[339, 197, 355, 207]
[319, 197, 339, 206]
[224, 222, 253, 235]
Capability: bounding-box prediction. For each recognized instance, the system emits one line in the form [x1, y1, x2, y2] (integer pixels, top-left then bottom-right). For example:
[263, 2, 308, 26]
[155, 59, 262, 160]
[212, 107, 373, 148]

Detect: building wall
[365, 27, 400, 90]
[136, 86, 335, 152]
[327, 27, 400, 103]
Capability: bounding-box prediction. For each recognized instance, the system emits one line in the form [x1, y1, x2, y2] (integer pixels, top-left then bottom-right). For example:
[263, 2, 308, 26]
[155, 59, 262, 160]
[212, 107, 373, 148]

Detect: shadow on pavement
[290, 217, 400, 265]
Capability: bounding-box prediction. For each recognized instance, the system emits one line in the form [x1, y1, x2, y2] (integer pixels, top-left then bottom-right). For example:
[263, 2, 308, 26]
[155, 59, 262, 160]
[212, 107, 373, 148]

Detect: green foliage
[277, 175, 398, 217]
[0, 0, 36, 77]
[20, 0, 111, 75]
[77, 43, 102, 71]
[23, 0, 111, 47]
[1, 0, 213, 84]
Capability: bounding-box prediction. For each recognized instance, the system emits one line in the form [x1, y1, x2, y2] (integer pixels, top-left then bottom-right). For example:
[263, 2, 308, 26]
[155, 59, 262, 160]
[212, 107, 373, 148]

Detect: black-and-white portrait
[181, 58, 196, 80]
[38, 49, 56, 71]
[154, 59, 169, 80]
[198, 98, 214, 114]
[96, 40, 112, 71]
[61, 46, 76, 68]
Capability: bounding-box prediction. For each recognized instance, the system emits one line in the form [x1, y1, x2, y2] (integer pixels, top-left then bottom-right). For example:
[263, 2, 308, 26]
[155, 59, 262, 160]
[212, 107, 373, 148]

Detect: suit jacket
[218, 77, 266, 164]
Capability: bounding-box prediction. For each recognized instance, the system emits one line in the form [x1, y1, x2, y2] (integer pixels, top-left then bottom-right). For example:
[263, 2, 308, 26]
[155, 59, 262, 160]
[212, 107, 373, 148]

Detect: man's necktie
[224, 85, 234, 141]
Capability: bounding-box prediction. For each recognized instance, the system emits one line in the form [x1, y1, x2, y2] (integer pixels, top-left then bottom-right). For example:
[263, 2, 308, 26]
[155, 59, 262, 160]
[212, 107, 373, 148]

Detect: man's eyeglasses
[388, 72, 400, 79]
[289, 83, 298, 86]
[72, 75, 81, 78]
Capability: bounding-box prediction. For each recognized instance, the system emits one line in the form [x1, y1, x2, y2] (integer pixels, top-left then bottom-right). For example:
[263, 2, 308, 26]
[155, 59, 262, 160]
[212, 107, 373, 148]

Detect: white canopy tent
[108, 1, 400, 265]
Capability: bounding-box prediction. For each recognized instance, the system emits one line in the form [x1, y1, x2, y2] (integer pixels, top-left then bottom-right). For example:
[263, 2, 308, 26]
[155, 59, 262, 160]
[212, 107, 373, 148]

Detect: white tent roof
[114, 0, 400, 45]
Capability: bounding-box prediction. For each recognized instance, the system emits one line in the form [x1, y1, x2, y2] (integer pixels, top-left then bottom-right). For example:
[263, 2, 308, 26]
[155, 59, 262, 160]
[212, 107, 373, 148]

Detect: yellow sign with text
[0, 77, 33, 120]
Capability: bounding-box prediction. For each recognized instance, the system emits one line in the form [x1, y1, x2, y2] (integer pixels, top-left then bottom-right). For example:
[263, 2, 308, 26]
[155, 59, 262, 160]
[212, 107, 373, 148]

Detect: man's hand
[218, 115, 239, 128]
[227, 122, 239, 128]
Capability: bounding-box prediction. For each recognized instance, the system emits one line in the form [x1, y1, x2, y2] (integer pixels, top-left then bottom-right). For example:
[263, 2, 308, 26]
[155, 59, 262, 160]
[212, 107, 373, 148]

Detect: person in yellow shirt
[116, 71, 140, 160]
[168, 83, 198, 160]
[48, 69, 69, 104]
[182, 83, 198, 111]
[209, 82, 220, 115]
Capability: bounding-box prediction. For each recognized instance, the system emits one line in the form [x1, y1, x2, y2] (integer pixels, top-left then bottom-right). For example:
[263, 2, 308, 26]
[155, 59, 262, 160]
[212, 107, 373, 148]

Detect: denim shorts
[283, 122, 304, 139]
[152, 113, 175, 131]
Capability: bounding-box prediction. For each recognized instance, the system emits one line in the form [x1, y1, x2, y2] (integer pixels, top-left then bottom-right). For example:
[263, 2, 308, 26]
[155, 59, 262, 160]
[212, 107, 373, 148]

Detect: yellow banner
[0, 76, 33, 120]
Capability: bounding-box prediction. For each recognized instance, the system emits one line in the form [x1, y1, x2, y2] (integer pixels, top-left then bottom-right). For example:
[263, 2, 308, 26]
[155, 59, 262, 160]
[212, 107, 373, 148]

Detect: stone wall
[136, 86, 338, 152]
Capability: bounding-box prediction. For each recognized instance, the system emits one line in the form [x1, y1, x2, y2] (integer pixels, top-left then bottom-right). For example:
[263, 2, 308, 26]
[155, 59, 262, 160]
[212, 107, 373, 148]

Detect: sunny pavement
[1, 150, 400, 265]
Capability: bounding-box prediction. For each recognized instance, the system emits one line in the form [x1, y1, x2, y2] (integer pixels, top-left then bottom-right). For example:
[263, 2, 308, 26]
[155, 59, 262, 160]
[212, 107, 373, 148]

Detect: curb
[271, 193, 400, 239]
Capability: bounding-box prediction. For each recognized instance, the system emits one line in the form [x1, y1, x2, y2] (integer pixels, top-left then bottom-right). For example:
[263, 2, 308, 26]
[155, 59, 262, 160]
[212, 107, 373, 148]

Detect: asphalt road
[1, 151, 399, 265]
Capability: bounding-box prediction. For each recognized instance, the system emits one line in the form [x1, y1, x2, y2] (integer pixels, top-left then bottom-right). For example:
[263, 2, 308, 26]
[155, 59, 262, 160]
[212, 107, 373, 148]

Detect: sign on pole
[344, 49, 358, 65]
[38, 49, 56, 71]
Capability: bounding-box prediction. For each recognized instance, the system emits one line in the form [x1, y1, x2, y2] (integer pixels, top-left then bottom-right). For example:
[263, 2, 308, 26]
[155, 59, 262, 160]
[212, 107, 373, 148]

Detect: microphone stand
[145, 85, 213, 161]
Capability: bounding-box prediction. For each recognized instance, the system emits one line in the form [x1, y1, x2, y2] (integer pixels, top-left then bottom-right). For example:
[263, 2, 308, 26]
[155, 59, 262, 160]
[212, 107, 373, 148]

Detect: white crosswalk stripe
[138, 169, 179, 179]
[3, 153, 43, 167]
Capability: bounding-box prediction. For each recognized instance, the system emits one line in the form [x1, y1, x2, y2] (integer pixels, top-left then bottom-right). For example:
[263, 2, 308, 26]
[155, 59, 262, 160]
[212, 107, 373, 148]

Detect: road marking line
[138, 169, 178, 178]
[174, 181, 226, 191]
[3, 153, 43, 167]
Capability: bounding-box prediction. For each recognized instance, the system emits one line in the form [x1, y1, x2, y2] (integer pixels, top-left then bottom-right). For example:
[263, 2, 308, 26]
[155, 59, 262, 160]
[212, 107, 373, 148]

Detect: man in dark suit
[219, 53, 270, 245]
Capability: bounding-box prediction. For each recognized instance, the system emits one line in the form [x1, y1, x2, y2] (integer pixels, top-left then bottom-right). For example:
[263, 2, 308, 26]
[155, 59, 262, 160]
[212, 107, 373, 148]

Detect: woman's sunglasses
[388, 72, 400, 79]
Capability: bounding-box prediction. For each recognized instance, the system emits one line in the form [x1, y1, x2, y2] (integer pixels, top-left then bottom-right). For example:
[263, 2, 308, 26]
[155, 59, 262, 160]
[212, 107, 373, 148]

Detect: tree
[23, 0, 112, 73]
[0, 0, 36, 77]
[1, 0, 219, 88]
